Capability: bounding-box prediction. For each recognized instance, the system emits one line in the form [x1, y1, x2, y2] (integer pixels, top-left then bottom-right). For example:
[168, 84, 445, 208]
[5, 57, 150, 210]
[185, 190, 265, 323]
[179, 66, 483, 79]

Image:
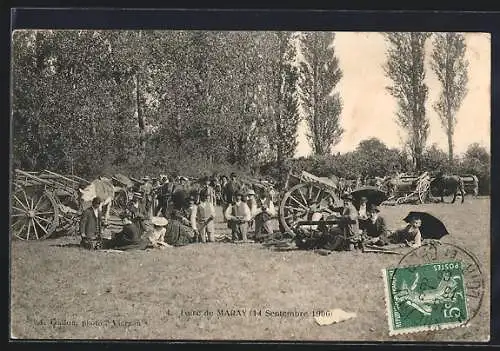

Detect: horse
[430, 174, 465, 204]
[79, 177, 118, 223]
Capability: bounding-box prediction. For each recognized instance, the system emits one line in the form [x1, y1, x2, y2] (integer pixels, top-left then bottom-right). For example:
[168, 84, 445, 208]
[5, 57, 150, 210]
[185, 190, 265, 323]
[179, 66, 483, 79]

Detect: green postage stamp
[383, 261, 469, 335]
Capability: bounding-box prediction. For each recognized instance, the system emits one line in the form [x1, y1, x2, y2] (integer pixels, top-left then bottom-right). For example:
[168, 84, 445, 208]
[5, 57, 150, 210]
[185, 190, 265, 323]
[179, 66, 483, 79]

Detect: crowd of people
[79, 172, 280, 250]
[297, 193, 423, 252]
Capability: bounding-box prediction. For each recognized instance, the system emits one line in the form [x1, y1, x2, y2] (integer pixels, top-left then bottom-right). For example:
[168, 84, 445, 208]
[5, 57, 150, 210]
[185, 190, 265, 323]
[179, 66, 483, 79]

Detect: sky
[295, 32, 491, 157]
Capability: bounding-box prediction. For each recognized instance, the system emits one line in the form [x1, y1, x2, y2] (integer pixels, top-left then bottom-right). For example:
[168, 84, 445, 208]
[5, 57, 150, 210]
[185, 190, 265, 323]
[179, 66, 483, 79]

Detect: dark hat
[230, 172, 237, 178]
[92, 197, 102, 205]
[368, 204, 380, 213]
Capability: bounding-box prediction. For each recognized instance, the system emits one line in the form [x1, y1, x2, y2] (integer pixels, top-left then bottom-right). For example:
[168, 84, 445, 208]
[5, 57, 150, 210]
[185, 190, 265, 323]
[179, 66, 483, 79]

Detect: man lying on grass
[389, 215, 423, 248]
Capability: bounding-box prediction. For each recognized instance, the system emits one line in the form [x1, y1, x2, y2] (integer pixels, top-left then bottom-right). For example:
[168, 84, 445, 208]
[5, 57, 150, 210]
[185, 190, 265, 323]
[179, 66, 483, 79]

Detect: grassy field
[10, 197, 490, 341]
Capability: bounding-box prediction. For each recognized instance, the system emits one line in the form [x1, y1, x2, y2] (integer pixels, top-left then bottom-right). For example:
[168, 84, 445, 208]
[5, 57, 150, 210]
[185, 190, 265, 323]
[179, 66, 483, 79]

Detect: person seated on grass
[321, 194, 360, 251]
[224, 191, 251, 242]
[163, 208, 196, 246]
[389, 215, 423, 248]
[253, 189, 276, 242]
[80, 197, 104, 250]
[363, 204, 390, 246]
[103, 213, 147, 251]
[143, 216, 172, 249]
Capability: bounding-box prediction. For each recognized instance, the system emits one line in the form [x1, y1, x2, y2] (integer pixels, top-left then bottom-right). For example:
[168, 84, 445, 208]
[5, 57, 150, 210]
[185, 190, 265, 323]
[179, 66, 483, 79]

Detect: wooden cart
[278, 171, 342, 236]
[11, 169, 90, 240]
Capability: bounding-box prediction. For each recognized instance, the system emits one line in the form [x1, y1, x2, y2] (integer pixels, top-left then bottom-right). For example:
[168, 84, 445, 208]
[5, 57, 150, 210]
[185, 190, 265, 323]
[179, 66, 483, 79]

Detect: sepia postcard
[9, 21, 491, 342]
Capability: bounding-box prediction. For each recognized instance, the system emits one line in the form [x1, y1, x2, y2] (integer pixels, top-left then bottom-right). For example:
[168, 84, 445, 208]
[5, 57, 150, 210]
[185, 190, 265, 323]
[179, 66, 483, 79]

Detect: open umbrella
[351, 186, 388, 206]
[403, 211, 449, 240]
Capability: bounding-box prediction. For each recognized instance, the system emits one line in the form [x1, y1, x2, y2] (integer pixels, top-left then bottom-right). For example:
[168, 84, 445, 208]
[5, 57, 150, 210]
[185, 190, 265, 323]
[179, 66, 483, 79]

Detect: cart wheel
[279, 182, 339, 234]
[11, 187, 59, 240]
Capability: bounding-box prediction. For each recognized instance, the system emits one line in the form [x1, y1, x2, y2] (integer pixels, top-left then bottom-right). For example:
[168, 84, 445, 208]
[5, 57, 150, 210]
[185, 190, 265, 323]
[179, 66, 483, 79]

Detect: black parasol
[351, 186, 388, 206]
[403, 211, 449, 240]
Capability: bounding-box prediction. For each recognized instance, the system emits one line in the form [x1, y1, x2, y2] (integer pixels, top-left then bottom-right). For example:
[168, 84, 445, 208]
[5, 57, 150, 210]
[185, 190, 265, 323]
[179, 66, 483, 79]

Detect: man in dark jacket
[80, 197, 103, 250]
[364, 204, 389, 246]
[104, 214, 147, 250]
[223, 172, 241, 205]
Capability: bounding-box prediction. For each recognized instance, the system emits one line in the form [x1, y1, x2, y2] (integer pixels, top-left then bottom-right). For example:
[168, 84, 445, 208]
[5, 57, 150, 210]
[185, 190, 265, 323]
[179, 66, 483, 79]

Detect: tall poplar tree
[300, 32, 344, 155]
[431, 32, 469, 163]
[384, 32, 431, 171]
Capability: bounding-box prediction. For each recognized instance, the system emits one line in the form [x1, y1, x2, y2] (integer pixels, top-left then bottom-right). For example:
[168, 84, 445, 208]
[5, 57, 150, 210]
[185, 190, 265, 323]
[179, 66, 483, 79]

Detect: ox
[430, 173, 465, 204]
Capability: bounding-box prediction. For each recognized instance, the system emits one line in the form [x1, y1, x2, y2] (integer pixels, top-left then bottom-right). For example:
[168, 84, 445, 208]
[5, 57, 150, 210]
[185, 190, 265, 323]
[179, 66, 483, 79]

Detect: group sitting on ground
[307, 193, 423, 252]
[79, 172, 278, 250]
[79, 170, 422, 252]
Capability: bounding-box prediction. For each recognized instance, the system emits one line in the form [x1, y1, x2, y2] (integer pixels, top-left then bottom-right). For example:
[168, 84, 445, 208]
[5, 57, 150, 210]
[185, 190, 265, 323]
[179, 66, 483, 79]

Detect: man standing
[80, 197, 103, 250]
[224, 172, 241, 205]
[196, 191, 216, 243]
[140, 176, 153, 217]
[355, 175, 362, 189]
[337, 177, 346, 197]
[224, 191, 251, 242]
[157, 177, 171, 216]
[201, 176, 216, 206]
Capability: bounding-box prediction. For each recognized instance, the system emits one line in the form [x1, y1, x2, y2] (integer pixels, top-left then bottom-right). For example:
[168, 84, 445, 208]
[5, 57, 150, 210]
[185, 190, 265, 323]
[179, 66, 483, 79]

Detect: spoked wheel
[278, 182, 339, 235]
[11, 186, 59, 240]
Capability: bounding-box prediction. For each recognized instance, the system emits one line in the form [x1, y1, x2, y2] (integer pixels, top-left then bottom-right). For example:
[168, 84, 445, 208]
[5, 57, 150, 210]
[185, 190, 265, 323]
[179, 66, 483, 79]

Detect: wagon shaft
[296, 219, 356, 226]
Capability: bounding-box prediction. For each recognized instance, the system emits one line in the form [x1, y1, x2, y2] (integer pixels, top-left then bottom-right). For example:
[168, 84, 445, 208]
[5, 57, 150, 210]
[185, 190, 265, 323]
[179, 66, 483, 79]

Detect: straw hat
[151, 216, 168, 226]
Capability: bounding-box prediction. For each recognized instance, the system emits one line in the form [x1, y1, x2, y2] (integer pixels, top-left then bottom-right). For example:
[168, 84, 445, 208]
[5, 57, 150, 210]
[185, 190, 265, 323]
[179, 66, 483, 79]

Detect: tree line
[11, 30, 488, 193]
[261, 138, 489, 195]
[12, 30, 343, 179]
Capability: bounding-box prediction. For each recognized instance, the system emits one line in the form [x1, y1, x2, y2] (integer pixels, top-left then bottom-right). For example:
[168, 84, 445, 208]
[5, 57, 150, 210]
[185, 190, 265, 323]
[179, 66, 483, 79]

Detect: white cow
[79, 177, 118, 223]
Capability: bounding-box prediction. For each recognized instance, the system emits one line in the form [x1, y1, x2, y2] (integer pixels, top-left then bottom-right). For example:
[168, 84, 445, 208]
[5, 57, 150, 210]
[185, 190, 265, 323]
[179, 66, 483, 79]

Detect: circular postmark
[388, 241, 484, 333]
